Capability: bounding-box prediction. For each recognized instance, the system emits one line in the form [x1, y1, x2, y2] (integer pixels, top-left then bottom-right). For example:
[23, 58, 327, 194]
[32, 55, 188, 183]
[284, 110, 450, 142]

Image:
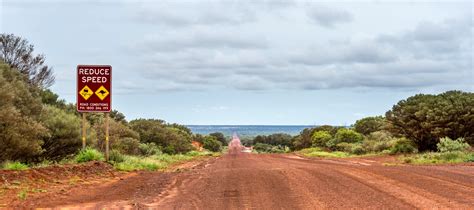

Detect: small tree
[0, 34, 55, 88]
[326, 128, 363, 149]
[353, 116, 386, 135]
[311, 131, 332, 147]
[203, 136, 222, 152]
[209, 132, 227, 146]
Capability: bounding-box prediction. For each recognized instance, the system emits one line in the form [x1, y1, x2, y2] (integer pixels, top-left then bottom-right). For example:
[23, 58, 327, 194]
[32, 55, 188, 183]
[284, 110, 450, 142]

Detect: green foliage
[95, 119, 140, 153]
[436, 137, 470, 153]
[209, 132, 227, 146]
[353, 116, 386, 135]
[311, 131, 332, 147]
[253, 143, 273, 153]
[75, 148, 104, 163]
[0, 62, 48, 162]
[113, 137, 141, 155]
[108, 150, 125, 163]
[299, 148, 351, 158]
[39, 105, 83, 161]
[113, 152, 209, 171]
[403, 151, 474, 164]
[203, 136, 223, 152]
[386, 91, 474, 151]
[292, 125, 341, 150]
[326, 129, 363, 149]
[130, 119, 193, 154]
[254, 133, 293, 147]
[351, 144, 366, 155]
[390, 138, 417, 154]
[138, 142, 162, 156]
[2, 161, 29, 170]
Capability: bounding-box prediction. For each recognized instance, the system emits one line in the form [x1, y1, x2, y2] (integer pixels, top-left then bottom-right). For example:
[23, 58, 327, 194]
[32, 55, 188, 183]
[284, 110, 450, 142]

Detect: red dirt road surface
[5, 137, 474, 209]
[19, 153, 474, 209]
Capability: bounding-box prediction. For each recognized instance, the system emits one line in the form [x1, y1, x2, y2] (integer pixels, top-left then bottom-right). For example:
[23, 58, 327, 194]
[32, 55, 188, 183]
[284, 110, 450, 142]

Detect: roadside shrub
[39, 105, 82, 161]
[253, 143, 273, 153]
[367, 130, 393, 142]
[335, 142, 354, 153]
[75, 148, 104, 163]
[390, 138, 417, 154]
[353, 116, 386, 135]
[203, 136, 223, 152]
[311, 131, 332, 147]
[138, 142, 162, 156]
[2, 161, 29, 170]
[351, 145, 367, 155]
[437, 137, 470, 153]
[109, 150, 125, 163]
[113, 137, 141, 155]
[326, 129, 363, 149]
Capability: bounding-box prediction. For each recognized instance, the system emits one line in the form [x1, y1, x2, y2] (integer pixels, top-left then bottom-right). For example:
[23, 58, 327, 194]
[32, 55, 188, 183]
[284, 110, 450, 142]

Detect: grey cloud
[134, 31, 268, 53]
[307, 5, 353, 28]
[130, 16, 471, 91]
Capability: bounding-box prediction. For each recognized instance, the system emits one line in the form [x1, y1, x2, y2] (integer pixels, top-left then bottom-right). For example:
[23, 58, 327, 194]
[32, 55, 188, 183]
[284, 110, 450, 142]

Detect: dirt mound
[0, 161, 119, 207]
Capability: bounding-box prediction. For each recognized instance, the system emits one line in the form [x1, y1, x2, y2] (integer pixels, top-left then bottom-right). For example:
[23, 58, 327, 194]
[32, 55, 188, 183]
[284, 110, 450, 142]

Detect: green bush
[437, 137, 470, 153]
[311, 131, 332, 147]
[404, 151, 474, 164]
[113, 137, 141, 155]
[203, 136, 223, 152]
[109, 150, 125, 163]
[39, 105, 83, 161]
[326, 129, 363, 149]
[2, 161, 29, 170]
[253, 143, 273, 153]
[353, 116, 386, 135]
[138, 142, 162, 156]
[75, 148, 104, 163]
[351, 145, 367, 155]
[335, 142, 354, 153]
[390, 138, 417, 154]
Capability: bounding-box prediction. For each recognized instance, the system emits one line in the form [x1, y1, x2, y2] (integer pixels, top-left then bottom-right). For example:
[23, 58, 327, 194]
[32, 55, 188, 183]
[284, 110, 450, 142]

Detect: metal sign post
[77, 65, 112, 160]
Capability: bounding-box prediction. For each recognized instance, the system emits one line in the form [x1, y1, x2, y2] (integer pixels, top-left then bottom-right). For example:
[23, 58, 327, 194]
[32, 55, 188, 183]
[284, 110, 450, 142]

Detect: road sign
[77, 65, 112, 112]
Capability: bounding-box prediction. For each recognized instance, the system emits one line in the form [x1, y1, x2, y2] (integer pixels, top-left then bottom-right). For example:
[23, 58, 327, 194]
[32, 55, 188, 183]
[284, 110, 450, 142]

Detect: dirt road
[22, 152, 474, 209]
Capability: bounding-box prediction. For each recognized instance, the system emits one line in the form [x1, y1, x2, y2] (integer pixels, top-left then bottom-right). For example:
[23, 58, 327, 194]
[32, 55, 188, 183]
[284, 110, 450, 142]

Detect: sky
[1, 0, 473, 125]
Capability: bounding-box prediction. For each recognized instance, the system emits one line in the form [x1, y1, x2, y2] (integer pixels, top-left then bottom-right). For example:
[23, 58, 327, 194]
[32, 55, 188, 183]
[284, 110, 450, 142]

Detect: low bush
[311, 131, 332, 147]
[298, 147, 351, 158]
[109, 150, 125, 163]
[75, 148, 104, 163]
[113, 137, 141, 155]
[138, 143, 162, 156]
[326, 129, 363, 150]
[351, 145, 366, 155]
[403, 151, 474, 164]
[437, 137, 470, 153]
[203, 136, 223, 152]
[2, 161, 29, 170]
[390, 138, 417, 154]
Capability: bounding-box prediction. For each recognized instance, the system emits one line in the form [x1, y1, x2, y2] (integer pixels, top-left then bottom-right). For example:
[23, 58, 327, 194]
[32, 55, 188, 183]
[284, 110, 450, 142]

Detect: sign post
[77, 65, 112, 160]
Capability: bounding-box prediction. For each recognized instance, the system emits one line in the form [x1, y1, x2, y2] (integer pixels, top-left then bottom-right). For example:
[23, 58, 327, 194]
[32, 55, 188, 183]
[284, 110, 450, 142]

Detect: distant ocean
[187, 125, 315, 137]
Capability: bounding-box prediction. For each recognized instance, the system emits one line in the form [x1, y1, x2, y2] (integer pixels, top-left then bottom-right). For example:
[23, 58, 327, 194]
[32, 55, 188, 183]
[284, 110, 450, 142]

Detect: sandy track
[25, 153, 474, 209]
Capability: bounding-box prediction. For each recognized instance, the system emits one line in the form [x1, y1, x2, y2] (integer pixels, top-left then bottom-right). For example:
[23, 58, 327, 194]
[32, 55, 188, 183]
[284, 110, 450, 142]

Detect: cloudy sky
[1, 0, 473, 125]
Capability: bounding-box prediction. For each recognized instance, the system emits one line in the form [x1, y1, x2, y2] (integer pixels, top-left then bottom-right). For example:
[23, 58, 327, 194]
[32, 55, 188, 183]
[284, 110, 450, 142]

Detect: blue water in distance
[187, 125, 315, 137]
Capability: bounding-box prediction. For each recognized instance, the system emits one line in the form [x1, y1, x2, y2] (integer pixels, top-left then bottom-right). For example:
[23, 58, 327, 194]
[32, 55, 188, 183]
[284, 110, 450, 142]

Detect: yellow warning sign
[95, 85, 109, 101]
[79, 85, 93, 100]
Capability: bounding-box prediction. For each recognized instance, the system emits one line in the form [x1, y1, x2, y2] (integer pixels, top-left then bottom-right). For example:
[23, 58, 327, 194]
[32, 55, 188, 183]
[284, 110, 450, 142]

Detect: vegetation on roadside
[0, 34, 223, 170]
